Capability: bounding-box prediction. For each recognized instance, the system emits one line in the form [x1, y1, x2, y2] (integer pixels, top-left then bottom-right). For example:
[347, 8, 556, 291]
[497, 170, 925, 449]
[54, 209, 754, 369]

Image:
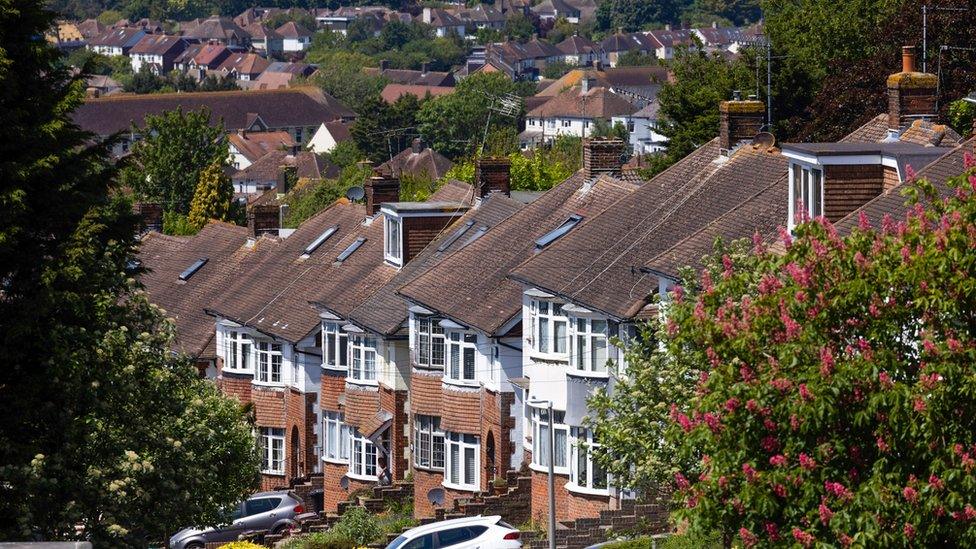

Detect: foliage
[0, 4, 258, 544]
[124, 65, 167, 94]
[188, 159, 235, 230]
[542, 61, 576, 80]
[278, 531, 355, 549]
[162, 211, 200, 236]
[591, 119, 630, 143]
[656, 166, 976, 546]
[326, 140, 366, 170]
[96, 8, 123, 24]
[616, 50, 658, 67]
[660, 531, 724, 548]
[504, 13, 537, 42]
[331, 507, 381, 546]
[595, 0, 691, 32]
[120, 107, 228, 215]
[281, 164, 372, 228]
[220, 542, 267, 549]
[306, 50, 386, 114]
[683, 0, 760, 26]
[948, 99, 976, 138]
[447, 137, 581, 193]
[199, 73, 240, 92]
[416, 72, 522, 159]
[351, 93, 424, 163]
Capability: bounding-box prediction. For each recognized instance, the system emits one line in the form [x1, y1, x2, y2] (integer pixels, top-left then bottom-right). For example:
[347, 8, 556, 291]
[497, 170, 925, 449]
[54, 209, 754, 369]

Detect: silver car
[169, 490, 306, 549]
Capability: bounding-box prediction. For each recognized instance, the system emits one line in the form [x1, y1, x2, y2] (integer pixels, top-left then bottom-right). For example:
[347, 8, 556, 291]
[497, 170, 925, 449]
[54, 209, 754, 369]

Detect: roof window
[336, 237, 366, 262]
[178, 258, 208, 281]
[437, 220, 475, 252]
[535, 215, 583, 249]
[301, 225, 338, 258]
[460, 225, 488, 249]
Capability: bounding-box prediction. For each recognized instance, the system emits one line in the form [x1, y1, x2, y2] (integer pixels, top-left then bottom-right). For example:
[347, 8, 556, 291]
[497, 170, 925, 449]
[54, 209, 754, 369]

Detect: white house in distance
[277, 21, 313, 52]
[521, 80, 637, 149]
[308, 121, 352, 154]
[611, 99, 668, 154]
[422, 8, 466, 38]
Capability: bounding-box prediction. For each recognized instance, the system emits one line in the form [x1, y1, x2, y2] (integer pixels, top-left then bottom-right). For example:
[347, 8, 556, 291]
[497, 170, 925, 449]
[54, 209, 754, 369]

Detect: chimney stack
[248, 203, 280, 237]
[364, 167, 401, 215]
[581, 76, 594, 93]
[583, 138, 625, 180]
[277, 163, 298, 194]
[379, 59, 389, 71]
[718, 92, 764, 152]
[421, 62, 429, 75]
[887, 45, 937, 133]
[475, 157, 511, 197]
[411, 137, 423, 154]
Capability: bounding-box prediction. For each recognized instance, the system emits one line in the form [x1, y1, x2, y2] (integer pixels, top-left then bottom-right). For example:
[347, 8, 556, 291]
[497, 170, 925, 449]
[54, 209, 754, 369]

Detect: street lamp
[529, 397, 556, 549]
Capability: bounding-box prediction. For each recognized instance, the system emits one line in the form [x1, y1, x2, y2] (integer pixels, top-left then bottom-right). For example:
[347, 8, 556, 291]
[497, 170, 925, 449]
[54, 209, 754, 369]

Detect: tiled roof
[129, 34, 186, 56]
[364, 67, 456, 87]
[537, 66, 668, 96]
[228, 130, 296, 163]
[243, 22, 280, 40]
[528, 86, 637, 119]
[220, 52, 270, 75]
[380, 84, 455, 103]
[77, 19, 106, 39]
[233, 150, 339, 184]
[399, 173, 639, 335]
[183, 16, 247, 42]
[73, 87, 354, 136]
[509, 141, 788, 319]
[378, 145, 454, 181]
[323, 120, 352, 143]
[89, 26, 144, 48]
[276, 21, 313, 38]
[556, 35, 599, 55]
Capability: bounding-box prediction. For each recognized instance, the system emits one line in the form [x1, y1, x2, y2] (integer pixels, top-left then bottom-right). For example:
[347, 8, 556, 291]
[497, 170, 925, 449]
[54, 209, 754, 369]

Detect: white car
[385, 515, 522, 549]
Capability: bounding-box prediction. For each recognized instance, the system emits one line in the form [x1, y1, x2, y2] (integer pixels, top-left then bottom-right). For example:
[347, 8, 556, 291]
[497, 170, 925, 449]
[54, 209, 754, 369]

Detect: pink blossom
[914, 398, 927, 412]
[724, 398, 740, 413]
[686, 494, 697, 509]
[965, 151, 974, 169]
[770, 378, 792, 392]
[764, 522, 779, 540]
[819, 501, 834, 525]
[769, 454, 787, 467]
[854, 251, 869, 269]
[672, 285, 684, 303]
[839, 534, 853, 547]
[746, 399, 759, 413]
[739, 528, 757, 548]
[701, 269, 714, 294]
[791, 527, 814, 548]
[778, 226, 793, 248]
[753, 231, 766, 255]
[799, 453, 816, 470]
[905, 164, 917, 182]
[761, 436, 780, 453]
[903, 486, 918, 504]
[799, 383, 813, 401]
[962, 453, 975, 472]
[722, 255, 734, 279]
[929, 474, 944, 491]
[772, 483, 786, 498]
[901, 246, 911, 262]
[666, 319, 678, 336]
[763, 418, 777, 431]
[878, 371, 893, 388]
[758, 273, 782, 295]
[904, 523, 915, 540]
[718, 475, 728, 490]
[790, 414, 801, 431]
[948, 337, 963, 352]
[739, 365, 755, 382]
[742, 463, 757, 482]
[819, 347, 835, 377]
[784, 262, 812, 287]
[674, 472, 690, 490]
[706, 347, 720, 368]
[703, 412, 722, 434]
[966, 505, 976, 520]
[825, 481, 852, 501]
[876, 436, 889, 453]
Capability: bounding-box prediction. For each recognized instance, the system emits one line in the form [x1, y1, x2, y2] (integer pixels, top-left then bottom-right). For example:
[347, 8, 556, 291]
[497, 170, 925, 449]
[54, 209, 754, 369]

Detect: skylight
[535, 215, 583, 249]
[178, 258, 208, 281]
[301, 225, 338, 258]
[437, 220, 475, 252]
[335, 237, 366, 262]
[460, 225, 489, 248]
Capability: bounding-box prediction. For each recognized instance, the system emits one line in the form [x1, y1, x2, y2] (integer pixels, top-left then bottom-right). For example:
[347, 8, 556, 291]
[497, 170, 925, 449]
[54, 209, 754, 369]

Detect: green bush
[332, 506, 381, 545]
[161, 211, 198, 236]
[278, 531, 355, 549]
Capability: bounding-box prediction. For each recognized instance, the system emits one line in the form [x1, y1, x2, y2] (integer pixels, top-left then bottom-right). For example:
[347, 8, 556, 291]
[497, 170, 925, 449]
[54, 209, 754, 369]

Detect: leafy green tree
[947, 99, 976, 138]
[124, 65, 166, 94]
[307, 51, 386, 114]
[187, 159, 234, 230]
[198, 73, 241, 91]
[505, 13, 537, 42]
[542, 61, 576, 79]
[616, 50, 657, 67]
[0, 1, 257, 543]
[595, 0, 691, 31]
[121, 107, 228, 214]
[590, 118, 630, 143]
[351, 94, 394, 161]
[96, 8, 123, 25]
[683, 0, 760, 25]
[325, 140, 366, 170]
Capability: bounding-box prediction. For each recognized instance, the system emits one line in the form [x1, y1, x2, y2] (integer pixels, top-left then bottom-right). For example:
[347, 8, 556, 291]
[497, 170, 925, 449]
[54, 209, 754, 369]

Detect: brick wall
[365, 173, 400, 215]
[888, 82, 937, 130]
[582, 138, 625, 180]
[475, 157, 512, 197]
[824, 164, 884, 222]
[883, 166, 900, 192]
[718, 100, 764, 151]
[523, 498, 672, 549]
[379, 385, 409, 480]
[321, 461, 350, 512]
[531, 468, 575, 523]
[218, 371, 253, 405]
[402, 214, 462, 264]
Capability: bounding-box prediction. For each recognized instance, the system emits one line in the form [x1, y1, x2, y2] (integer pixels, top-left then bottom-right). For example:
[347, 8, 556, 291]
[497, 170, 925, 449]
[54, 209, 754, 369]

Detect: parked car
[385, 515, 521, 549]
[169, 490, 306, 549]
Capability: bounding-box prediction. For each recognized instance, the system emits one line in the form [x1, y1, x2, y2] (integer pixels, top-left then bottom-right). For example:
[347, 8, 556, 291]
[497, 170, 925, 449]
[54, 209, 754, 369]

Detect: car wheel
[184, 543, 204, 549]
[271, 523, 289, 535]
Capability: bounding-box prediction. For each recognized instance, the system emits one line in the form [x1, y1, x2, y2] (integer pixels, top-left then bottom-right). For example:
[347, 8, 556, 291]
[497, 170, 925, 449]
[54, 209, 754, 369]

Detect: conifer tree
[188, 159, 234, 230]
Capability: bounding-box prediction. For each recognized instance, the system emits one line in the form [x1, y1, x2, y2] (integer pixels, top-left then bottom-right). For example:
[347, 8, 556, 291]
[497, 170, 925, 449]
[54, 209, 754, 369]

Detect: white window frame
[384, 215, 403, 266]
[323, 412, 350, 464]
[569, 427, 610, 495]
[446, 330, 478, 385]
[530, 300, 568, 358]
[348, 334, 377, 384]
[260, 427, 285, 475]
[413, 415, 445, 470]
[444, 432, 480, 491]
[349, 430, 378, 480]
[255, 340, 283, 384]
[414, 316, 446, 368]
[531, 408, 569, 474]
[322, 322, 348, 370]
[570, 317, 610, 374]
[224, 329, 252, 373]
[788, 162, 824, 230]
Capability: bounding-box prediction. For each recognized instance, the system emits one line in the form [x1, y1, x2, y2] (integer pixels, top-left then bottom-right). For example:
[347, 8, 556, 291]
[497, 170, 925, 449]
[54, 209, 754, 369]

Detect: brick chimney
[411, 137, 424, 154]
[277, 163, 298, 194]
[719, 92, 764, 151]
[475, 157, 511, 197]
[248, 203, 279, 237]
[583, 138, 625, 180]
[887, 45, 938, 133]
[365, 168, 401, 215]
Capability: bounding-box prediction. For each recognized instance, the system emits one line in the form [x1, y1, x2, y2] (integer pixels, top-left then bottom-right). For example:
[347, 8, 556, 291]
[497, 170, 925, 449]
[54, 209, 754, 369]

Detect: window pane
[433, 433, 444, 469]
[450, 443, 460, 483]
[593, 337, 608, 372]
[464, 447, 475, 485]
[463, 348, 475, 380]
[592, 319, 607, 333]
[365, 441, 376, 476]
[539, 424, 550, 467]
[791, 164, 802, 220]
[812, 168, 823, 217]
[339, 335, 348, 367]
[593, 457, 608, 489]
[431, 324, 445, 366]
[555, 429, 567, 468]
[576, 334, 586, 369]
[365, 350, 375, 380]
[577, 443, 587, 486]
[539, 318, 549, 353]
[450, 343, 460, 379]
[554, 320, 567, 354]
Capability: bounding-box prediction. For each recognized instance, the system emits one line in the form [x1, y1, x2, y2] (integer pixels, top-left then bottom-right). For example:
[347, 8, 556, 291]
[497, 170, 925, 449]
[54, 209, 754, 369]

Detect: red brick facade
[530, 469, 611, 524]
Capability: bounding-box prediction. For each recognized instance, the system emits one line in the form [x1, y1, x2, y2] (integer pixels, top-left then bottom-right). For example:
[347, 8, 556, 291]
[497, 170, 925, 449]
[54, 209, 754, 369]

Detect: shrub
[221, 542, 266, 549]
[331, 506, 381, 546]
[278, 531, 356, 549]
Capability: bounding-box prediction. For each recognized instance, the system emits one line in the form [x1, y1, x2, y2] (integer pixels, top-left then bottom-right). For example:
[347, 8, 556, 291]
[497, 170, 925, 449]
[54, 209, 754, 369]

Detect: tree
[616, 49, 657, 67]
[307, 51, 387, 114]
[947, 99, 976, 138]
[121, 107, 228, 215]
[0, 1, 257, 543]
[682, 0, 760, 26]
[96, 8, 123, 25]
[124, 65, 166, 94]
[597, 164, 976, 546]
[504, 13, 537, 42]
[590, 118, 630, 143]
[595, 0, 691, 32]
[198, 73, 241, 91]
[542, 61, 576, 79]
[187, 159, 234, 230]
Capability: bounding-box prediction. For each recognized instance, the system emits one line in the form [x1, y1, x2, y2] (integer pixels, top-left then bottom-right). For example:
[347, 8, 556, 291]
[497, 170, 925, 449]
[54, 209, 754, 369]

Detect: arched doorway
[290, 426, 301, 479]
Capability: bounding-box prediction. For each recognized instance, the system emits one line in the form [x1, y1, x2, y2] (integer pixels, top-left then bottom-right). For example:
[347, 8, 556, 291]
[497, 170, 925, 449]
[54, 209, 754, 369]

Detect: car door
[206, 503, 247, 543]
[242, 496, 283, 531]
[400, 533, 435, 549]
[435, 526, 488, 548]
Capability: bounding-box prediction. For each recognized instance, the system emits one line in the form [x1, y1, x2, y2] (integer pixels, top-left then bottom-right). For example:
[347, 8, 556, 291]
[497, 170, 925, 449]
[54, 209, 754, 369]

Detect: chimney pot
[665, 23, 671, 31]
[902, 45, 915, 73]
[411, 137, 423, 153]
[732, 89, 742, 101]
[887, 45, 937, 131]
[421, 62, 429, 75]
[379, 59, 389, 71]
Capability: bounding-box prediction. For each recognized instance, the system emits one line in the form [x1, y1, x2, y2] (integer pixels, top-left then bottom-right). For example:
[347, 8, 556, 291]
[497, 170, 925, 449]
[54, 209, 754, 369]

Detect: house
[85, 75, 122, 97]
[244, 23, 283, 55]
[522, 82, 638, 148]
[531, 0, 581, 23]
[377, 139, 454, 181]
[248, 62, 316, 90]
[88, 26, 146, 56]
[227, 129, 297, 170]
[218, 52, 271, 81]
[536, 65, 668, 105]
[76, 18, 107, 40]
[611, 99, 667, 154]
[175, 43, 236, 79]
[693, 23, 749, 55]
[307, 121, 352, 154]
[72, 87, 355, 156]
[47, 21, 86, 50]
[276, 21, 313, 52]
[422, 8, 466, 38]
[183, 16, 250, 47]
[556, 35, 602, 66]
[643, 27, 695, 60]
[129, 34, 187, 74]
[454, 4, 506, 32]
[397, 147, 642, 517]
[231, 150, 338, 194]
[316, 6, 389, 35]
[380, 84, 455, 104]
[365, 61, 457, 87]
[599, 31, 658, 67]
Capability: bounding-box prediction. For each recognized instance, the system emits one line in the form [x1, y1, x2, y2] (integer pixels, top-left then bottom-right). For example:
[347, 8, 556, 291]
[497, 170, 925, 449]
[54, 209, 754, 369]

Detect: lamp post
[530, 398, 556, 549]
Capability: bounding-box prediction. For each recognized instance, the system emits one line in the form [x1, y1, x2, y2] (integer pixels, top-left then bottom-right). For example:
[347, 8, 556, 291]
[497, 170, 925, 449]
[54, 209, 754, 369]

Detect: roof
[365, 66, 456, 87]
[129, 34, 186, 56]
[244, 22, 280, 40]
[345, 192, 524, 336]
[220, 52, 270, 75]
[381, 84, 455, 103]
[89, 26, 144, 48]
[183, 16, 247, 42]
[556, 35, 599, 55]
[276, 21, 313, 38]
[508, 141, 788, 320]
[378, 144, 454, 181]
[77, 19, 107, 39]
[322, 120, 352, 142]
[228, 130, 296, 163]
[399, 172, 639, 335]
[537, 66, 668, 97]
[527, 86, 638, 119]
[73, 87, 354, 136]
[233, 150, 339, 183]
[192, 43, 232, 67]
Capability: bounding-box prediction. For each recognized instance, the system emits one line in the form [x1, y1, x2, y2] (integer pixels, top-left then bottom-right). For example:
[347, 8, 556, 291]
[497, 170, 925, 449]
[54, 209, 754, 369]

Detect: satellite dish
[427, 488, 445, 506]
[752, 131, 776, 149]
[346, 186, 365, 202]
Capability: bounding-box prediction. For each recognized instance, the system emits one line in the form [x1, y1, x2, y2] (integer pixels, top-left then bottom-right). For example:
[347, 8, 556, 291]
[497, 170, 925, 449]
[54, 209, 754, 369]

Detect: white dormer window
[530, 300, 568, 356]
[571, 318, 609, 373]
[255, 341, 283, 384]
[322, 322, 348, 370]
[446, 331, 478, 384]
[384, 215, 402, 266]
[349, 334, 377, 383]
[224, 330, 252, 372]
[415, 316, 446, 368]
[789, 163, 824, 230]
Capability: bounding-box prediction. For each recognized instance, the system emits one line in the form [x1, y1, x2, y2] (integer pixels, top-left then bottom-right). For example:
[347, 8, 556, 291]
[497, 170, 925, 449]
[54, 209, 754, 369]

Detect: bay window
[413, 415, 445, 470]
[415, 316, 446, 368]
[571, 318, 609, 373]
[260, 427, 285, 475]
[532, 408, 568, 472]
[349, 335, 377, 383]
[789, 163, 824, 228]
[570, 428, 609, 492]
[531, 301, 568, 356]
[350, 430, 377, 478]
[224, 330, 251, 372]
[323, 412, 350, 463]
[444, 432, 479, 491]
[447, 331, 477, 384]
[255, 341, 283, 383]
[322, 322, 348, 369]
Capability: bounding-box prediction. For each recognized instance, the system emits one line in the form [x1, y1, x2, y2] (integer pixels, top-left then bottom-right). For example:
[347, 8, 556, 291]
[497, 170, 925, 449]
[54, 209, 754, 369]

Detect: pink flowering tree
[592, 161, 976, 546]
